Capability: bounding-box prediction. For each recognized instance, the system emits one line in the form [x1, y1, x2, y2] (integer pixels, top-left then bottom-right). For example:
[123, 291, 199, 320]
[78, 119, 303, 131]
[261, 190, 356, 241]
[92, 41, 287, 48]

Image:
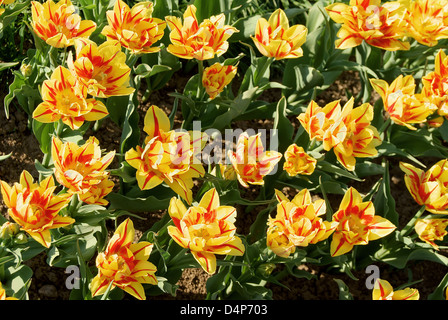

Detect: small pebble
[38, 284, 58, 299]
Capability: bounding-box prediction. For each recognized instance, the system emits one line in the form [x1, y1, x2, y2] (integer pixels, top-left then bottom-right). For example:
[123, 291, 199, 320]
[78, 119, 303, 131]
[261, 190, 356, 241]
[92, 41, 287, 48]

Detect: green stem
[400, 205, 426, 237]
[197, 59, 204, 100]
[100, 280, 115, 300]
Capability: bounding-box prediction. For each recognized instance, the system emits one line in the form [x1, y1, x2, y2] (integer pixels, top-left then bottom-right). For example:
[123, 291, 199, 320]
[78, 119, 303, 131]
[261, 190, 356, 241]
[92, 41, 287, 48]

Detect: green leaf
[32, 120, 54, 154]
[334, 279, 354, 300]
[0, 61, 19, 72]
[272, 96, 294, 152]
[107, 192, 171, 212]
[428, 272, 448, 300]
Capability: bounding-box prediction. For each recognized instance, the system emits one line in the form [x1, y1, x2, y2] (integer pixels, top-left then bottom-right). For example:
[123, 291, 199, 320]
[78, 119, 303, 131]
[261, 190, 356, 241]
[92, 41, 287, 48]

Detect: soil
[1, 67, 447, 301]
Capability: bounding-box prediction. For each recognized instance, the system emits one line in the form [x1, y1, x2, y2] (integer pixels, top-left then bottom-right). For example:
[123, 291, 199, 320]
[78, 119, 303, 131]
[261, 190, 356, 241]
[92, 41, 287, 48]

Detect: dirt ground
[1, 69, 447, 300]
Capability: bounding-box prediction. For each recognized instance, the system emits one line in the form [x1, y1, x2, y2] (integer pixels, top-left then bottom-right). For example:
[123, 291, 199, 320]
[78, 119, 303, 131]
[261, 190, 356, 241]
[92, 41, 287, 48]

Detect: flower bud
[20, 63, 32, 77]
[257, 263, 276, 278]
[0, 222, 20, 240]
[14, 232, 28, 244]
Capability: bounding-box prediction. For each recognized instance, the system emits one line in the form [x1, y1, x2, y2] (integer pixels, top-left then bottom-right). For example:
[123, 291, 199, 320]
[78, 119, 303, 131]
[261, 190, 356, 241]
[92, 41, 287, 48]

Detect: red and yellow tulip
[251, 8, 308, 60]
[227, 132, 282, 188]
[67, 39, 135, 98]
[267, 189, 337, 257]
[283, 144, 317, 176]
[330, 187, 396, 257]
[415, 218, 448, 250]
[167, 188, 245, 274]
[400, 160, 448, 214]
[404, 0, 448, 47]
[52, 136, 115, 206]
[370, 75, 437, 130]
[421, 49, 448, 118]
[326, 0, 409, 51]
[90, 218, 157, 300]
[125, 105, 207, 204]
[202, 63, 237, 100]
[165, 5, 238, 60]
[101, 0, 166, 54]
[32, 66, 109, 130]
[31, 0, 96, 48]
[372, 278, 420, 300]
[0, 171, 74, 248]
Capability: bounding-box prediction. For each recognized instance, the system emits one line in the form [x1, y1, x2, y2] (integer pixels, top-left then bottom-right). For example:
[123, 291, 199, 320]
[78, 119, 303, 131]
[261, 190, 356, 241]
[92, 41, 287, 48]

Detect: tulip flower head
[202, 63, 237, 100]
[421, 49, 448, 118]
[251, 8, 308, 60]
[267, 189, 337, 257]
[102, 0, 166, 54]
[52, 136, 115, 206]
[404, 0, 448, 47]
[31, 0, 96, 48]
[400, 160, 448, 214]
[167, 188, 245, 274]
[372, 278, 420, 300]
[0, 171, 74, 248]
[33, 66, 109, 130]
[125, 105, 207, 204]
[370, 75, 438, 130]
[165, 5, 238, 60]
[67, 39, 135, 98]
[90, 218, 157, 300]
[283, 144, 317, 176]
[330, 187, 396, 257]
[227, 132, 282, 188]
[415, 218, 448, 250]
[326, 0, 410, 51]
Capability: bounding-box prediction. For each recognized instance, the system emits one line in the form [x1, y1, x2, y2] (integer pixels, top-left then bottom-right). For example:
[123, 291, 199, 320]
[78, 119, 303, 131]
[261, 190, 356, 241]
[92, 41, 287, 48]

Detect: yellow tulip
[372, 278, 420, 300]
[330, 187, 396, 257]
[0, 171, 74, 248]
[400, 160, 448, 214]
[404, 0, 448, 47]
[370, 75, 437, 130]
[31, 0, 96, 48]
[326, 0, 410, 51]
[283, 144, 317, 176]
[67, 39, 135, 98]
[165, 5, 238, 60]
[101, 0, 166, 54]
[202, 63, 237, 100]
[227, 132, 282, 188]
[421, 49, 448, 118]
[52, 136, 115, 206]
[251, 8, 307, 60]
[267, 189, 337, 257]
[32, 66, 109, 130]
[90, 218, 157, 300]
[167, 188, 245, 274]
[0, 282, 18, 300]
[415, 218, 448, 250]
[125, 105, 207, 204]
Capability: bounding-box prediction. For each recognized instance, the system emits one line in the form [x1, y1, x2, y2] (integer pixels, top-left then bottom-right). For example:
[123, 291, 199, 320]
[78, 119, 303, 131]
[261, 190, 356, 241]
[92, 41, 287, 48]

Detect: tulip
[0, 171, 74, 248]
[227, 132, 282, 188]
[67, 39, 135, 98]
[32, 66, 109, 130]
[0, 282, 18, 300]
[421, 49, 448, 118]
[404, 0, 448, 47]
[267, 189, 337, 257]
[370, 75, 437, 130]
[372, 278, 420, 300]
[31, 0, 96, 48]
[330, 187, 396, 257]
[415, 218, 448, 250]
[202, 63, 237, 100]
[283, 144, 317, 176]
[90, 218, 157, 300]
[165, 5, 238, 60]
[52, 136, 115, 206]
[167, 188, 245, 274]
[326, 0, 410, 51]
[125, 105, 207, 204]
[400, 160, 448, 214]
[251, 8, 307, 60]
[101, 0, 166, 54]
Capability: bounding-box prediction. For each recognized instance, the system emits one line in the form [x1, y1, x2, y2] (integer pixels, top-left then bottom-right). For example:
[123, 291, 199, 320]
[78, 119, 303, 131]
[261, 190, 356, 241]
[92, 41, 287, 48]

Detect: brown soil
[1, 69, 447, 300]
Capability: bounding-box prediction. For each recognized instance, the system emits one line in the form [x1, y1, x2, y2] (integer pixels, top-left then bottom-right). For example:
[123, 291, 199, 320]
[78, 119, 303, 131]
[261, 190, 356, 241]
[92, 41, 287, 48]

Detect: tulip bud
[20, 63, 32, 77]
[14, 232, 28, 245]
[257, 263, 276, 278]
[0, 222, 20, 240]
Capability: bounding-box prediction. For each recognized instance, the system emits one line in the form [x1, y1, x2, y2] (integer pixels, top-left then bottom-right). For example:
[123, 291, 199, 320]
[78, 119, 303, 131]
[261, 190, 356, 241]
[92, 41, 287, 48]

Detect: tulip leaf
[428, 272, 448, 300]
[107, 192, 171, 212]
[2, 263, 33, 300]
[334, 279, 354, 300]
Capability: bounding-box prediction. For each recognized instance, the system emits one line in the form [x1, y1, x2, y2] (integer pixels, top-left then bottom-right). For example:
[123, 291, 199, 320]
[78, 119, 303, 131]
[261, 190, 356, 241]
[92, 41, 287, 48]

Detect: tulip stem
[100, 280, 114, 300]
[400, 205, 426, 237]
[197, 60, 204, 100]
